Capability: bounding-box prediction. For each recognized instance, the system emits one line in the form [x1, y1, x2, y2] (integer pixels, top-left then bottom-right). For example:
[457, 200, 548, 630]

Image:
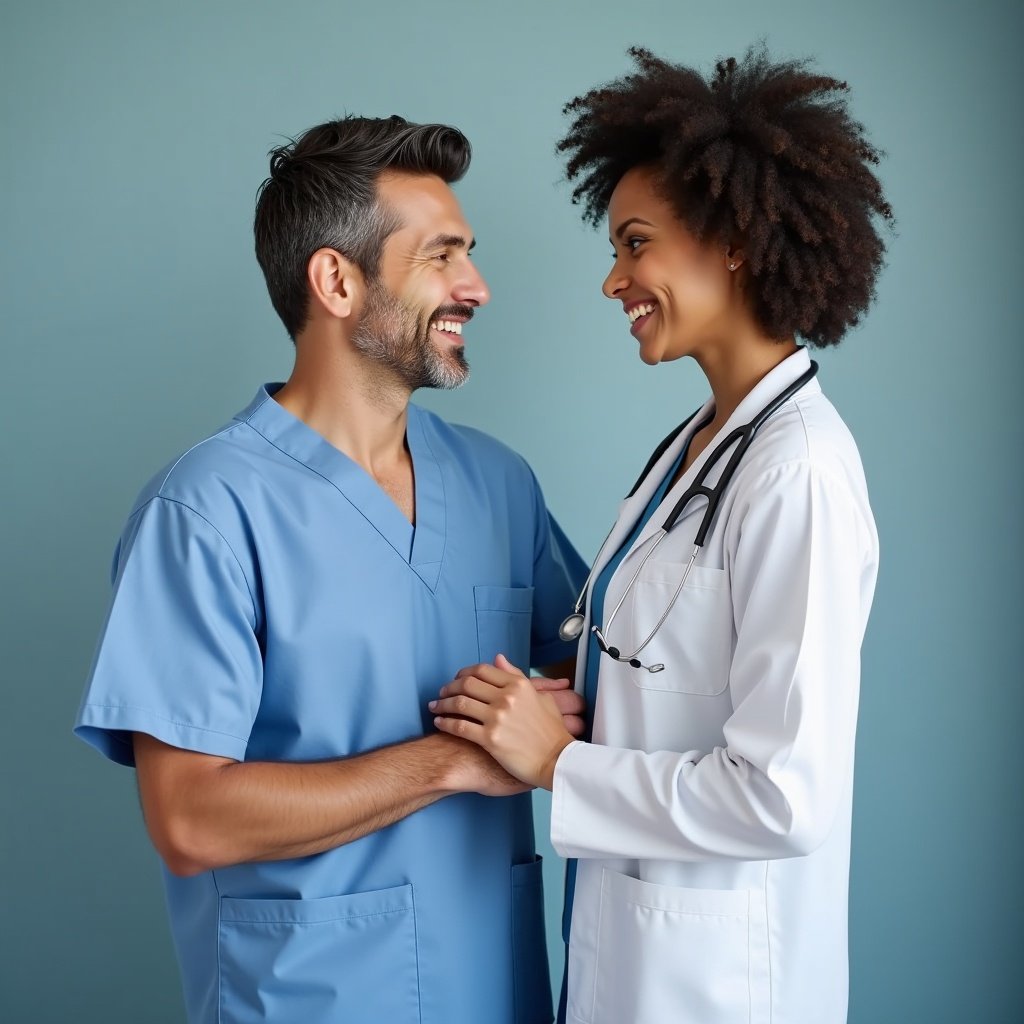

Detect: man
[75, 115, 586, 1024]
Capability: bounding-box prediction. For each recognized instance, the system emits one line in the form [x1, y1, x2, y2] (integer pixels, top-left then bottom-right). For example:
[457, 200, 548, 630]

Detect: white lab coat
[552, 348, 878, 1024]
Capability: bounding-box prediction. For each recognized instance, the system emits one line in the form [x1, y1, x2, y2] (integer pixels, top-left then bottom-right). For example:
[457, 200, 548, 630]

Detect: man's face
[351, 171, 490, 391]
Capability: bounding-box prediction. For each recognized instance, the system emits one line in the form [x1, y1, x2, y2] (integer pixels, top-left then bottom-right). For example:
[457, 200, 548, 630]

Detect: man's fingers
[547, 689, 586, 717]
[531, 676, 571, 692]
[562, 715, 585, 739]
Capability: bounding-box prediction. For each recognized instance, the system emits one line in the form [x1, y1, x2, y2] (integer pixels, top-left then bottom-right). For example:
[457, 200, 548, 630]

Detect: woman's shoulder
[738, 388, 869, 497]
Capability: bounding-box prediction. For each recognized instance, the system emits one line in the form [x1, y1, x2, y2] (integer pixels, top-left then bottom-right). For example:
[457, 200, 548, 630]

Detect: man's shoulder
[128, 416, 273, 522]
[413, 405, 535, 482]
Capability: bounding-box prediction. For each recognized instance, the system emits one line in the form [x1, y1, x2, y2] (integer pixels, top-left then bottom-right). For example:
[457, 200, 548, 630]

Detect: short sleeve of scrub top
[76, 496, 263, 766]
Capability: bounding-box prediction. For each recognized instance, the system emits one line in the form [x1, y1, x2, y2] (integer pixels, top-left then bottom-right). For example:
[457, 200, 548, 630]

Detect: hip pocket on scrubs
[474, 585, 534, 670]
[511, 856, 554, 1024]
[630, 561, 732, 695]
[217, 883, 421, 1024]
[589, 869, 750, 1024]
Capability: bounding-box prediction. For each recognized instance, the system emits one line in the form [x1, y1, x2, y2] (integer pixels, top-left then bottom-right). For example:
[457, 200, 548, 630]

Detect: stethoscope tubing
[560, 361, 819, 668]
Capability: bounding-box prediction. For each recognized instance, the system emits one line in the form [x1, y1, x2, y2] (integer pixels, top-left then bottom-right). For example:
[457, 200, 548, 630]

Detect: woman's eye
[612, 238, 646, 257]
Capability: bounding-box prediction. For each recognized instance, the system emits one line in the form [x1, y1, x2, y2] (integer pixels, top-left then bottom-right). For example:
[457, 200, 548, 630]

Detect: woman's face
[603, 165, 741, 366]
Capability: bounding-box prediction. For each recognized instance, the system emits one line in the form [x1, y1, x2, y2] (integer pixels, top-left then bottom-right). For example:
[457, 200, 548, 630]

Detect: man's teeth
[628, 303, 657, 324]
[431, 320, 463, 335]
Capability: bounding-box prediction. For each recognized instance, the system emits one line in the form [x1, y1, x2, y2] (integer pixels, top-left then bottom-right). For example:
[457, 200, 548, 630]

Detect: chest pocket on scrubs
[629, 561, 732, 695]
[474, 585, 534, 671]
[217, 883, 420, 1024]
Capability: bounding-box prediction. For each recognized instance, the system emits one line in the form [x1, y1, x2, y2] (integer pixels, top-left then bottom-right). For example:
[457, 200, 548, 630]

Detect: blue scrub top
[75, 384, 587, 1024]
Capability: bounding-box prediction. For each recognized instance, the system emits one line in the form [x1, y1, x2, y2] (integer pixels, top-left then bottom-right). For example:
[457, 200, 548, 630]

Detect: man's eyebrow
[611, 217, 656, 242]
[422, 233, 476, 252]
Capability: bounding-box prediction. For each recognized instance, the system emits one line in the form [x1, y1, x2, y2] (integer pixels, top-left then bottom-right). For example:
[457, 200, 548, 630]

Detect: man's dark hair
[254, 115, 472, 340]
[558, 46, 894, 347]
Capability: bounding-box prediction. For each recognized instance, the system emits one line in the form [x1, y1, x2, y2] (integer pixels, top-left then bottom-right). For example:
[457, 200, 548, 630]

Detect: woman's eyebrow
[613, 217, 656, 241]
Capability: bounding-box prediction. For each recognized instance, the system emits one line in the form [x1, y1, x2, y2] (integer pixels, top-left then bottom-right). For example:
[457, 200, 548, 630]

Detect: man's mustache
[429, 304, 475, 323]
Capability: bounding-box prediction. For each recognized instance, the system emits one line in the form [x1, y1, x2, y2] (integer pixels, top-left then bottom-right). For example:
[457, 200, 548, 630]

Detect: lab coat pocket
[511, 856, 554, 1024]
[590, 869, 750, 1024]
[630, 560, 732, 694]
[217, 883, 420, 1024]
[474, 584, 535, 671]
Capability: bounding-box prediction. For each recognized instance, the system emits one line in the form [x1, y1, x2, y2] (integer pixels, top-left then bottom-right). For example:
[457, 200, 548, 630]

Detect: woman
[431, 46, 892, 1024]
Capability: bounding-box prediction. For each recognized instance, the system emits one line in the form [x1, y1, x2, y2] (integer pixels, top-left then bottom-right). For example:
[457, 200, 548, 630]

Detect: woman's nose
[602, 263, 629, 299]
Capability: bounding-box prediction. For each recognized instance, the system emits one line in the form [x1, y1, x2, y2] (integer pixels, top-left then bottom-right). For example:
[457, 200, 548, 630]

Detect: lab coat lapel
[585, 398, 714, 609]
[623, 348, 818, 564]
[571, 403, 711, 693]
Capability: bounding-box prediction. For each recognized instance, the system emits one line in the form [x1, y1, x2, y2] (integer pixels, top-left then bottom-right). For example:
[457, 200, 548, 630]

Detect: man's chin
[420, 351, 470, 391]
[434, 363, 470, 391]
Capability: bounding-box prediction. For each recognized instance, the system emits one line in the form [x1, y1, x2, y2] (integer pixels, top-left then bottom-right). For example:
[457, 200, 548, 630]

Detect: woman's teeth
[628, 303, 656, 323]
[431, 320, 463, 335]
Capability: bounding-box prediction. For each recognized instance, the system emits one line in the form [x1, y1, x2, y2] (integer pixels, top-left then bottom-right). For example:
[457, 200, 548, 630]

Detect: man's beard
[351, 280, 470, 392]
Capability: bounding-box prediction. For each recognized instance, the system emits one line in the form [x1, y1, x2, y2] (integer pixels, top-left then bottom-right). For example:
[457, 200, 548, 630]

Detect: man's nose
[453, 261, 491, 307]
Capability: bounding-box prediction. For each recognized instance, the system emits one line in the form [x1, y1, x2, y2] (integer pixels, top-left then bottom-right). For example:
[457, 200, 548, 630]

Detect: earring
[728, 261, 738, 271]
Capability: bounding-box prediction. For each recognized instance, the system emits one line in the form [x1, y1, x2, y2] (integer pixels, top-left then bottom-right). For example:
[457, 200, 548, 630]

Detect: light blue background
[2, 1, 1021, 1020]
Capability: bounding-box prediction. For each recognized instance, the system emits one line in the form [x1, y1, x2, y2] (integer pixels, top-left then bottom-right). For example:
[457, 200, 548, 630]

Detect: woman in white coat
[432, 46, 893, 1024]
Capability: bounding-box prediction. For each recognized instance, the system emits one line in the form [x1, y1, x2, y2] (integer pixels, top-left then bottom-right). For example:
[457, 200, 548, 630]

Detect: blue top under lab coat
[75, 385, 586, 1024]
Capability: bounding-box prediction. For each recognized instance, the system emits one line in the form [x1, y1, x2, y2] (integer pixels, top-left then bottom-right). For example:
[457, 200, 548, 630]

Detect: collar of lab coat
[590, 347, 820, 593]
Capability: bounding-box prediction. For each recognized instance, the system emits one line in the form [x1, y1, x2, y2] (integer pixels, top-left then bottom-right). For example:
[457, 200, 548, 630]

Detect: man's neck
[274, 336, 413, 476]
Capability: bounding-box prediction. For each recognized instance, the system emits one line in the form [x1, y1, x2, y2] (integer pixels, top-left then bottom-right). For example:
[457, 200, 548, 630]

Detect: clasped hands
[430, 654, 581, 791]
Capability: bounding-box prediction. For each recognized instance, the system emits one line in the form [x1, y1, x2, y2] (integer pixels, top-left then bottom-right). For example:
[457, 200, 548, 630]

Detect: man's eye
[436, 253, 450, 263]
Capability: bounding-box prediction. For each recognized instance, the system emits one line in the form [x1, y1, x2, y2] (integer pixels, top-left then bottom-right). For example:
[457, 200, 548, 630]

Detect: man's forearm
[135, 732, 473, 875]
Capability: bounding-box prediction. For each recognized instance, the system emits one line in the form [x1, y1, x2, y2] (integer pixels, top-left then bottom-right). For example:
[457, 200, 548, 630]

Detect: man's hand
[430, 655, 575, 790]
[532, 673, 586, 738]
[436, 732, 533, 797]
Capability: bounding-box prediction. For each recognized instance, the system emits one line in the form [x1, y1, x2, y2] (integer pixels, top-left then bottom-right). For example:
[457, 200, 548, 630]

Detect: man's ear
[306, 248, 364, 321]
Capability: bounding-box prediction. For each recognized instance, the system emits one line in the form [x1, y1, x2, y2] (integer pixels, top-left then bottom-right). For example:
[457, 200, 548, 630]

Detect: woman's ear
[306, 248, 364, 321]
[725, 246, 746, 272]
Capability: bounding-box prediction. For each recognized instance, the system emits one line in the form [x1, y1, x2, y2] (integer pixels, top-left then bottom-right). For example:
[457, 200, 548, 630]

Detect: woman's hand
[430, 654, 575, 790]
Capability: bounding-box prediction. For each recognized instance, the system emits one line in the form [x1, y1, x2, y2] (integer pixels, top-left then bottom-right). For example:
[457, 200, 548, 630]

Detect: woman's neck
[676, 330, 799, 478]
[695, 333, 799, 431]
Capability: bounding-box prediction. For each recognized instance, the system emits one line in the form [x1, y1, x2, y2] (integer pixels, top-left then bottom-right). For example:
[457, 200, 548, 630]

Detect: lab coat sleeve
[527, 471, 589, 669]
[74, 496, 263, 767]
[551, 461, 873, 862]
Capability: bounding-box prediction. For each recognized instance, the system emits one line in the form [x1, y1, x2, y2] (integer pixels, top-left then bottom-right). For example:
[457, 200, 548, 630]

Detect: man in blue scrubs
[74, 115, 586, 1024]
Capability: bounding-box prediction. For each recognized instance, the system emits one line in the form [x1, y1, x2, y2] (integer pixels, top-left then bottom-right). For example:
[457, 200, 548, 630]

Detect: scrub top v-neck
[76, 383, 587, 1024]
[263, 389, 448, 586]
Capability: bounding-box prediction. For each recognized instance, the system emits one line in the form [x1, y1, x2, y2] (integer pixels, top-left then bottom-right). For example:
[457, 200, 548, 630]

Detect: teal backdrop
[2, 1, 1021, 1020]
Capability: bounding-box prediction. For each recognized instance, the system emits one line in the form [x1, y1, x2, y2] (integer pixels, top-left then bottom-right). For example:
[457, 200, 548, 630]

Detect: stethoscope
[559, 361, 819, 673]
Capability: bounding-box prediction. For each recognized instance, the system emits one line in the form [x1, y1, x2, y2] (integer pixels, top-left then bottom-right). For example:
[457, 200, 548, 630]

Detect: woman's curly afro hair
[558, 45, 894, 347]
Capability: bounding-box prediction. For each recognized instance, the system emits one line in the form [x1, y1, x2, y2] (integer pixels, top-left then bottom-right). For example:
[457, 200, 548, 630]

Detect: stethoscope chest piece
[559, 614, 586, 643]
